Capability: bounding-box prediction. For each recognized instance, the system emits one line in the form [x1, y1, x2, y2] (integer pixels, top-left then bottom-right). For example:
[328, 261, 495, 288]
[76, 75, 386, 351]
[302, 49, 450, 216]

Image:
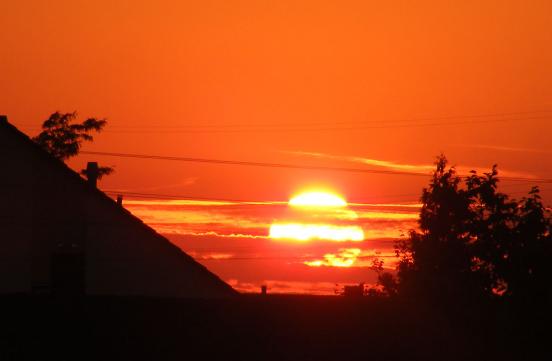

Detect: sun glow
[304, 248, 362, 267]
[289, 191, 347, 208]
[269, 190, 365, 242]
[269, 224, 365, 242]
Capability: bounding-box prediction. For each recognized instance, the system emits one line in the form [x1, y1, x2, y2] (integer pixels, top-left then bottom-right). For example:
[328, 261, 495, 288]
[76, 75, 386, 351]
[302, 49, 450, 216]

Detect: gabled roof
[0, 115, 237, 296]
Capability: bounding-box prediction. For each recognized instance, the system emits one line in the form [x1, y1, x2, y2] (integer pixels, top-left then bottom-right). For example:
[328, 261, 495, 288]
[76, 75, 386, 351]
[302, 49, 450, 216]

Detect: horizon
[2, 0, 552, 295]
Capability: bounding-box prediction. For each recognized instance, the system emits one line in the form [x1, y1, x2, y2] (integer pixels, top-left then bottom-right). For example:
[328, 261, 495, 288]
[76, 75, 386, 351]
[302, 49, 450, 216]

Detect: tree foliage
[395, 155, 552, 304]
[370, 258, 398, 297]
[33, 111, 114, 179]
[33, 112, 106, 160]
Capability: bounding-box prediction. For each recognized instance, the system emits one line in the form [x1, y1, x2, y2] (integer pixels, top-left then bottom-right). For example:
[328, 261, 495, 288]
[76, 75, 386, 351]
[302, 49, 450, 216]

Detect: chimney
[86, 162, 99, 188]
[117, 194, 123, 206]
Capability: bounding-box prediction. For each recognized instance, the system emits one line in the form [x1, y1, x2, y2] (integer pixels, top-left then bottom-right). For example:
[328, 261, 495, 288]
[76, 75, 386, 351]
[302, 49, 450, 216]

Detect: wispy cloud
[286, 150, 537, 179]
[129, 207, 270, 229]
[305, 248, 363, 267]
[123, 197, 420, 242]
[152, 228, 269, 238]
[122, 194, 423, 243]
[288, 151, 433, 174]
[305, 248, 397, 269]
[187, 251, 235, 260]
[124, 199, 286, 207]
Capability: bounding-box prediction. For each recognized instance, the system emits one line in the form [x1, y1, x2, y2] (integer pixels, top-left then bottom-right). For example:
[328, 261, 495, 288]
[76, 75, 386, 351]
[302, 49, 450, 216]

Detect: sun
[288, 191, 347, 208]
[269, 189, 364, 242]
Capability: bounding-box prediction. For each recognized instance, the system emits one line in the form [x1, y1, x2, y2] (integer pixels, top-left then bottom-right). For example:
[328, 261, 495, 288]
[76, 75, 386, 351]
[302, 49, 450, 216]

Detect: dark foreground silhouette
[1, 294, 549, 361]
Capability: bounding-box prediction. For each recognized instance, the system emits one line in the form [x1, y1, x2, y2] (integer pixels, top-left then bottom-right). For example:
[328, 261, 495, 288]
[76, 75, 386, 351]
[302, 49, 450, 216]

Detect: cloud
[286, 150, 537, 179]
[304, 248, 397, 269]
[152, 227, 269, 238]
[187, 251, 235, 260]
[124, 199, 286, 207]
[122, 197, 412, 292]
[269, 224, 365, 242]
[122, 197, 420, 242]
[127, 205, 271, 229]
[305, 248, 362, 267]
[287, 150, 433, 174]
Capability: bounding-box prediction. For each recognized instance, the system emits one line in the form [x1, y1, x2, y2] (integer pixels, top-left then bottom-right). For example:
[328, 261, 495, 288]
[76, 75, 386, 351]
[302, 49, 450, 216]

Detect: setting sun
[269, 190, 364, 242]
[289, 191, 347, 208]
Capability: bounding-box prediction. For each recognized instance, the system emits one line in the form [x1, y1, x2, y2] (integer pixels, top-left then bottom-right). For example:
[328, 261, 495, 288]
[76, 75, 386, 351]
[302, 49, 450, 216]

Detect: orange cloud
[269, 224, 365, 242]
[305, 248, 398, 269]
[121, 197, 420, 243]
[187, 251, 234, 260]
[305, 248, 362, 267]
[288, 150, 537, 179]
[287, 150, 433, 173]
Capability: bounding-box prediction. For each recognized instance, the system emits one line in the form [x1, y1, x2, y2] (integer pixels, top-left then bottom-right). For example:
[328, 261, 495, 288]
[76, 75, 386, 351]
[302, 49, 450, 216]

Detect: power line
[70, 115, 552, 133]
[83, 151, 432, 177]
[83, 150, 552, 184]
[13, 115, 552, 135]
[103, 190, 288, 205]
[103, 183, 552, 206]
[103, 190, 424, 204]
[15, 109, 552, 131]
[113, 109, 552, 128]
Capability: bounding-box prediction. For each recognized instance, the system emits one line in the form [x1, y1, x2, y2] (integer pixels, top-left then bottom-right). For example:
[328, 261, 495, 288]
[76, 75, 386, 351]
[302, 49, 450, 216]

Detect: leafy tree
[370, 258, 398, 297]
[33, 111, 114, 179]
[395, 155, 552, 304]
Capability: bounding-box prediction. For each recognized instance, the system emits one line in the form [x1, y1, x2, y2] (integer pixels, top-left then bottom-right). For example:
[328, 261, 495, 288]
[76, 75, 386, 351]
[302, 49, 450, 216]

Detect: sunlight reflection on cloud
[269, 224, 364, 242]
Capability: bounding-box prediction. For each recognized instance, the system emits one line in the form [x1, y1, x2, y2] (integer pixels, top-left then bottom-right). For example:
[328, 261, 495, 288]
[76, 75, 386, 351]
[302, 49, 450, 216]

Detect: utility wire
[68, 115, 552, 133]
[103, 184, 552, 207]
[103, 190, 424, 204]
[15, 109, 552, 131]
[83, 151, 432, 177]
[83, 150, 552, 184]
[109, 109, 552, 129]
[103, 190, 288, 205]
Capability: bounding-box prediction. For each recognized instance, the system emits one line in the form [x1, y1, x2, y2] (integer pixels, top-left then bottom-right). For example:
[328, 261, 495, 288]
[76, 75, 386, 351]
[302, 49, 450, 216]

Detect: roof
[0, 115, 237, 296]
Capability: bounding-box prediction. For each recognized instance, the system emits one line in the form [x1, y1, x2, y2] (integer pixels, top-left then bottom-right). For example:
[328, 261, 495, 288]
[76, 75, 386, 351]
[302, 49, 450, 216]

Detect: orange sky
[2, 0, 552, 293]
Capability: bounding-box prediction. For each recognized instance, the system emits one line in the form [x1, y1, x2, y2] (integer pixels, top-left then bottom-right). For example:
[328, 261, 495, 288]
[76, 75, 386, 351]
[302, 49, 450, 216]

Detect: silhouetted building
[0, 116, 236, 297]
[343, 283, 365, 297]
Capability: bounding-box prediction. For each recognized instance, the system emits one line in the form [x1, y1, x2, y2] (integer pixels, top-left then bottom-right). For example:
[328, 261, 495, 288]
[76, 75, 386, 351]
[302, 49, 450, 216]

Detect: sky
[2, 0, 552, 294]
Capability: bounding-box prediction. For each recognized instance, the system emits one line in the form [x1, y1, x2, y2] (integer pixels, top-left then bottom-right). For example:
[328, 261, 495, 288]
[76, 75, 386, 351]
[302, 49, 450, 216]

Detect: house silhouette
[0, 116, 236, 297]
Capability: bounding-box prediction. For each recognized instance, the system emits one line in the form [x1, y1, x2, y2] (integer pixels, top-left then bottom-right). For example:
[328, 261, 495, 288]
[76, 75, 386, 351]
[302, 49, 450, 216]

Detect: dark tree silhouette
[33, 111, 114, 179]
[395, 155, 552, 304]
[370, 258, 398, 297]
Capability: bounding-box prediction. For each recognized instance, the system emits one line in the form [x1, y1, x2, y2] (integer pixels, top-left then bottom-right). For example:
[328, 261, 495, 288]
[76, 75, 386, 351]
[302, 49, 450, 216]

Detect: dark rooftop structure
[0, 115, 236, 297]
